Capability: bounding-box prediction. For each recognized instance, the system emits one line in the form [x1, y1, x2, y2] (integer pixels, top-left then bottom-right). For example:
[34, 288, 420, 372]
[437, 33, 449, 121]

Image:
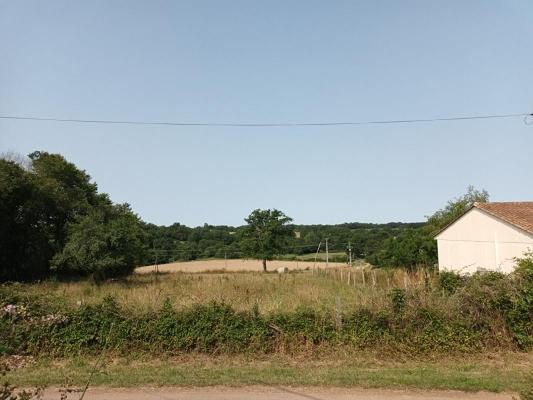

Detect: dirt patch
[40, 386, 515, 400]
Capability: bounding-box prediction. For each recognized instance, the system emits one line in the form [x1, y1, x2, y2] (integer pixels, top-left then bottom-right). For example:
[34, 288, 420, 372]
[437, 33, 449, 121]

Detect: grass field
[2, 263, 532, 394]
[7, 263, 429, 315]
[5, 353, 532, 392]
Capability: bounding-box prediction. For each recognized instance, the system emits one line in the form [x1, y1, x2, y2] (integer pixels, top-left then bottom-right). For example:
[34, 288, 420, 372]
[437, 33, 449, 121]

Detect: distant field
[136, 258, 351, 274]
[277, 251, 364, 263]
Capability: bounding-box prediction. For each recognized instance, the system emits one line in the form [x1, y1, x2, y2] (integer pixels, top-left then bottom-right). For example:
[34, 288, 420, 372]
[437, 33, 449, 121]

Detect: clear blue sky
[1, 1, 532, 227]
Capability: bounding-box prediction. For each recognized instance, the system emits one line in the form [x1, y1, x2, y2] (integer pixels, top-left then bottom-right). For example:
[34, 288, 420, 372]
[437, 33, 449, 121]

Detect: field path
[41, 386, 513, 400]
[136, 258, 350, 274]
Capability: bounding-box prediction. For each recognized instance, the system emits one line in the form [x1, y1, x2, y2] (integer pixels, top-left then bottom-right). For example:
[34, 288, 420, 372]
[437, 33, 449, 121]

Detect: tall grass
[1, 266, 531, 357]
[1, 267, 435, 316]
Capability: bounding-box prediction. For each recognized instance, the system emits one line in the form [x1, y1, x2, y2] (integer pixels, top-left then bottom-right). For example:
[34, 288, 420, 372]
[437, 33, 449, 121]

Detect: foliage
[438, 271, 465, 294]
[0, 152, 144, 282]
[0, 160, 51, 281]
[457, 271, 533, 349]
[240, 209, 293, 271]
[367, 229, 436, 269]
[366, 186, 488, 270]
[51, 204, 145, 281]
[515, 250, 533, 280]
[139, 220, 423, 266]
[426, 185, 489, 235]
[1, 269, 531, 356]
[389, 288, 406, 314]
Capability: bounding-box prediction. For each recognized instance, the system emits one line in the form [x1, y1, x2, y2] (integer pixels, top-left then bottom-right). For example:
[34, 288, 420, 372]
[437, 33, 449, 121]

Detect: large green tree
[240, 209, 293, 272]
[29, 151, 100, 253]
[0, 159, 51, 280]
[1, 151, 146, 281]
[426, 185, 489, 234]
[51, 203, 146, 281]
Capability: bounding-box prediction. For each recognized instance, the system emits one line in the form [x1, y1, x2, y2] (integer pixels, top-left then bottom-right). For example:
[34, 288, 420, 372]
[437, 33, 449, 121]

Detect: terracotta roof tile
[474, 202, 533, 235]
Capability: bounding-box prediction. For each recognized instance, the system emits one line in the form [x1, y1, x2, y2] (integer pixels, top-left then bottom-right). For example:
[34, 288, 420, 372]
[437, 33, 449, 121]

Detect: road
[41, 386, 513, 400]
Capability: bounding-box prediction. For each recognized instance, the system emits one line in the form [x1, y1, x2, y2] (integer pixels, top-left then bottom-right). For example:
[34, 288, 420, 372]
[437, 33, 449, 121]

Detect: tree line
[1, 151, 487, 281]
[0, 152, 144, 281]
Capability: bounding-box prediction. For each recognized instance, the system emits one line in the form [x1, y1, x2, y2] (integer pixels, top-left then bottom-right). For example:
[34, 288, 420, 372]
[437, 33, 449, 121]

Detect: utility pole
[325, 238, 329, 268]
[348, 241, 352, 267]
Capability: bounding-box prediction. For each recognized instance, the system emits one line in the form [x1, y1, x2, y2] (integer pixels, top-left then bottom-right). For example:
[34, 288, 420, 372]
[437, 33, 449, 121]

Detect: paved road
[41, 386, 513, 400]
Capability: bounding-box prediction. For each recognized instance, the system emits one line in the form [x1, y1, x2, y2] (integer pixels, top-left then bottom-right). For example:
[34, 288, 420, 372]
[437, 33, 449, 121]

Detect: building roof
[434, 201, 533, 238]
[474, 202, 533, 235]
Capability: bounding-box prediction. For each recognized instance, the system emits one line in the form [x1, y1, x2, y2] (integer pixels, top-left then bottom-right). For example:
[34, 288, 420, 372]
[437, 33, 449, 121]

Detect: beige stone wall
[435, 208, 533, 274]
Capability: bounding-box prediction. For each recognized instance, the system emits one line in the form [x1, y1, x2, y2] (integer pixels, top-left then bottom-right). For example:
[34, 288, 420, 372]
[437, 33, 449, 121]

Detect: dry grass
[135, 258, 348, 273]
[8, 263, 439, 316]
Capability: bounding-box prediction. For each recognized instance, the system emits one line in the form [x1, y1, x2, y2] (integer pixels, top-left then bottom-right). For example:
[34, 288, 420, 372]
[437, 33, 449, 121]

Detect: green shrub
[2, 268, 532, 356]
[457, 271, 532, 349]
[389, 288, 406, 314]
[438, 271, 465, 294]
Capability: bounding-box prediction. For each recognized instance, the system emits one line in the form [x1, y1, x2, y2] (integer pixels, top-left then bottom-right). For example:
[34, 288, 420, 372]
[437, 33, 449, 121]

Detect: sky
[1, 1, 532, 227]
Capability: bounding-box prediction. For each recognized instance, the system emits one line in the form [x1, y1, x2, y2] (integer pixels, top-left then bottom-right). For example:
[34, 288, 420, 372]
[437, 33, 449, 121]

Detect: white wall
[435, 208, 533, 274]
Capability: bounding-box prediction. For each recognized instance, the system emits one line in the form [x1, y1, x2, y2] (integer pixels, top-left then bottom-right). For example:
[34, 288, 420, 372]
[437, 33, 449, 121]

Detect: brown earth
[41, 386, 514, 400]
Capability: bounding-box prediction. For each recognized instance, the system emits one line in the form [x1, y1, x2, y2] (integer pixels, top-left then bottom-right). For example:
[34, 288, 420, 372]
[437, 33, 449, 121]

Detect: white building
[435, 202, 533, 274]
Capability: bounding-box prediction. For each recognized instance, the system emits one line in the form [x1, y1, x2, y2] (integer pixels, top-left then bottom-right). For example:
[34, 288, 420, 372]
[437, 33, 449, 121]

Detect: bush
[515, 251, 533, 281]
[457, 271, 533, 349]
[438, 271, 465, 294]
[1, 268, 532, 356]
[389, 288, 406, 314]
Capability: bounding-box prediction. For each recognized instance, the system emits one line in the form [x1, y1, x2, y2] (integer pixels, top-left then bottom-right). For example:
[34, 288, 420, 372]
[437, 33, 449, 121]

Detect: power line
[0, 112, 531, 128]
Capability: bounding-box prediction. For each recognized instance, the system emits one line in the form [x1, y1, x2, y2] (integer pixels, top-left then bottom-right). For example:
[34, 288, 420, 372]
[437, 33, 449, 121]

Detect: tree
[51, 203, 146, 281]
[366, 186, 489, 270]
[0, 159, 51, 280]
[0, 152, 112, 281]
[29, 151, 99, 254]
[366, 229, 436, 270]
[240, 209, 293, 272]
[426, 185, 489, 235]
